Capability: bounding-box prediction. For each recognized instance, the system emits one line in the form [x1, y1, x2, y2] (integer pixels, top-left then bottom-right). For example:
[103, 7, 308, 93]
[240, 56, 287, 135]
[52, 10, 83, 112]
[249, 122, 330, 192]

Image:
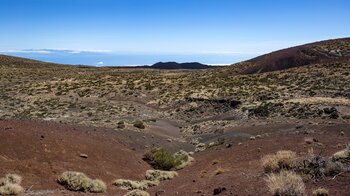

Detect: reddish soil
[0, 119, 349, 195]
[0, 120, 152, 195]
[149, 121, 350, 196]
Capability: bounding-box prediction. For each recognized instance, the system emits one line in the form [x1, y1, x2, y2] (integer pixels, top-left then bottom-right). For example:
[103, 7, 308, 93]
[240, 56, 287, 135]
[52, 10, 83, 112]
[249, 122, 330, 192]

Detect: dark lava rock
[213, 187, 226, 195]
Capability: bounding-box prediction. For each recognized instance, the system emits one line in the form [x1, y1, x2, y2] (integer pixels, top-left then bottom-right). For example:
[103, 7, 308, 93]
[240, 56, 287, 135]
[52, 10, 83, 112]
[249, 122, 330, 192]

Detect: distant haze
[0, 50, 256, 66]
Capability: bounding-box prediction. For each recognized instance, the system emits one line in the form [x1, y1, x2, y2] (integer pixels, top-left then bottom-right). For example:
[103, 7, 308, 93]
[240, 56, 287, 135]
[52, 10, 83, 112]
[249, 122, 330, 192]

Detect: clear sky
[0, 0, 349, 66]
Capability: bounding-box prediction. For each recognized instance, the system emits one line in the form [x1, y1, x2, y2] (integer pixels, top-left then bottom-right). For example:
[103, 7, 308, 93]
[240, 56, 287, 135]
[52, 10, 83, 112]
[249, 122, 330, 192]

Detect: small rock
[225, 143, 232, 148]
[79, 154, 88, 158]
[238, 142, 242, 146]
[213, 187, 226, 195]
[256, 135, 262, 139]
[340, 131, 345, 136]
[250, 136, 256, 140]
[166, 138, 172, 142]
[295, 125, 304, 129]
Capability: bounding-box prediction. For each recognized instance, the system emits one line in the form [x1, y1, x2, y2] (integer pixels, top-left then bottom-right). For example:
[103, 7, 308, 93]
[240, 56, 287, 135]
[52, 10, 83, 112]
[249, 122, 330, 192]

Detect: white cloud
[67, 49, 112, 54]
[97, 61, 104, 65]
[0, 49, 52, 54]
[0, 49, 112, 54]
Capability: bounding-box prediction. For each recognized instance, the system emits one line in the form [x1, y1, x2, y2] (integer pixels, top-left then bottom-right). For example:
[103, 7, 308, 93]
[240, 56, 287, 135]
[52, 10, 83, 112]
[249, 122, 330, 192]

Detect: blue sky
[0, 0, 349, 66]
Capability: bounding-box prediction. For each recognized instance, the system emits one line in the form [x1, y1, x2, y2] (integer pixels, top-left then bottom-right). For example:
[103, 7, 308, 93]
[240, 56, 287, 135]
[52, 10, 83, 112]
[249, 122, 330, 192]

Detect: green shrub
[249, 103, 270, 117]
[323, 107, 339, 119]
[133, 121, 145, 129]
[144, 148, 187, 170]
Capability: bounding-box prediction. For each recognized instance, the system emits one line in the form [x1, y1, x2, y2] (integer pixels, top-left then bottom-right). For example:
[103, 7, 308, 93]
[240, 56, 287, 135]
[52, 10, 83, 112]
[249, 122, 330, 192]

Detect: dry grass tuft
[114, 169, 177, 191]
[124, 189, 150, 196]
[312, 187, 329, 196]
[0, 174, 23, 195]
[145, 170, 178, 181]
[265, 170, 305, 196]
[214, 168, 225, 175]
[211, 159, 220, 165]
[113, 179, 159, 190]
[0, 184, 23, 195]
[261, 151, 297, 173]
[57, 171, 106, 193]
[3, 174, 22, 185]
[332, 145, 350, 161]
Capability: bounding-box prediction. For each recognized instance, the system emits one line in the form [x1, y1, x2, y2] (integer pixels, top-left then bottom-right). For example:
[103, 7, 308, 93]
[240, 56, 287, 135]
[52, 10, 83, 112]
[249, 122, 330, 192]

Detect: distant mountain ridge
[146, 62, 214, 69]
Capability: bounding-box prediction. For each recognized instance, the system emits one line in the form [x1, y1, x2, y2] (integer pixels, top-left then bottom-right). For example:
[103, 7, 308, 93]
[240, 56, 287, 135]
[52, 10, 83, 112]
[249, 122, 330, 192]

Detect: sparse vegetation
[57, 171, 106, 193]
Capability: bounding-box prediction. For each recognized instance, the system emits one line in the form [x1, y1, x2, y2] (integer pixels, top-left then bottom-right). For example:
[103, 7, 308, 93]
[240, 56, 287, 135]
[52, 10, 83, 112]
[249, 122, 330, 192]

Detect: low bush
[117, 121, 125, 129]
[57, 171, 106, 193]
[133, 120, 145, 129]
[265, 170, 305, 196]
[144, 148, 188, 170]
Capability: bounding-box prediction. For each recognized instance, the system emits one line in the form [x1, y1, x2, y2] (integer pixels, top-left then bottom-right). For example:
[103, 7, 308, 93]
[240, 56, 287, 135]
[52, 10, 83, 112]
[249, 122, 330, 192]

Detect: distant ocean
[0, 51, 256, 67]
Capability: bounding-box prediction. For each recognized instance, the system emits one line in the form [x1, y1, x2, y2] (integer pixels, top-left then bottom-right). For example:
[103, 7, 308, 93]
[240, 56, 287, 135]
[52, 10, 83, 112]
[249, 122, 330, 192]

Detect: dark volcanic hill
[0, 54, 68, 68]
[240, 38, 350, 74]
[148, 62, 213, 70]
